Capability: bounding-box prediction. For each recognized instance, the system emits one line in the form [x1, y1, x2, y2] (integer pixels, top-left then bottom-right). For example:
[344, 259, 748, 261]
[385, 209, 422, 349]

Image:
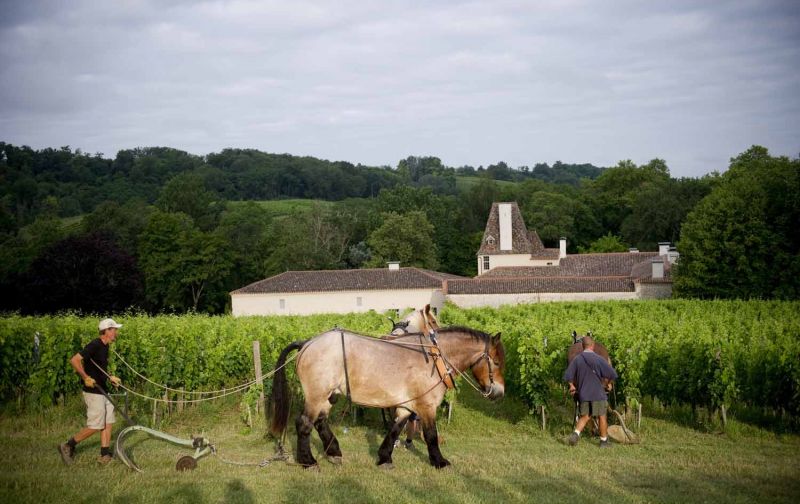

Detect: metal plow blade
[115, 425, 214, 472]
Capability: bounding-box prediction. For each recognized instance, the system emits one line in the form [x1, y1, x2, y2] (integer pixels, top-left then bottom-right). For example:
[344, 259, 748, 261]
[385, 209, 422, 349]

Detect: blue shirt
[563, 350, 618, 402]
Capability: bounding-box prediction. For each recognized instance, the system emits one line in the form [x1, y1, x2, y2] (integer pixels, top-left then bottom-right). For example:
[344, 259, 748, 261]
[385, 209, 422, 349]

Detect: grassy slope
[455, 176, 517, 193]
[226, 198, 335, 218]
[1, 387, 798, 504]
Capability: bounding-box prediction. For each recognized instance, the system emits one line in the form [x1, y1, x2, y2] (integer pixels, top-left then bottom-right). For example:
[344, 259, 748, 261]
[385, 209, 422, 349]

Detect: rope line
[112, 349, 261, 395]
[91, 351, 298, 404]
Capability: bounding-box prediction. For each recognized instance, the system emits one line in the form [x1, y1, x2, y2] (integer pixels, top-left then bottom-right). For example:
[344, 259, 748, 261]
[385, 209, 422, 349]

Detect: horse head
[567, 331, 611, 365]
[469, 332, 505, 400]
[392, 304, 441, 336]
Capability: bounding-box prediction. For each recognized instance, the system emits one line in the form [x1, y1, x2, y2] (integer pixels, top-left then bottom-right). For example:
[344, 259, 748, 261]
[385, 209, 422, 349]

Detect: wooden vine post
[253, 340, 265, 414]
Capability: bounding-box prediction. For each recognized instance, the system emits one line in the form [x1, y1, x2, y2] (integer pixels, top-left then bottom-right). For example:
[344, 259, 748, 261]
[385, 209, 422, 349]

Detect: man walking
[563, 335, 618, 448]
[58, 318, 123, 465]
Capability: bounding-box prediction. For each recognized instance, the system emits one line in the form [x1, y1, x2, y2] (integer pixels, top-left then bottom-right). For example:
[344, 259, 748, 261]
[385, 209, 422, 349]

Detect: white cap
[99, 318, 123, 331]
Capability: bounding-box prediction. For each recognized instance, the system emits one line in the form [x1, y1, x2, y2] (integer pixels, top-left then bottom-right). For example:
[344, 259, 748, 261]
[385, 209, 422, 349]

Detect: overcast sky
[1, 0, 798, 177]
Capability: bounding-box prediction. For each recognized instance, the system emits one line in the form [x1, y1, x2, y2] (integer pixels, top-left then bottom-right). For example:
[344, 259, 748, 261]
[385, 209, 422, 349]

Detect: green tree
[215, 202, 273, 288]
[138, 211, 232, 312]
[577, 232, 628, 253]
[366, 211, 438, 269]
[156, 172, 222, 231]
[81, 200, 154, 256]
[263, 203, 356, 274]
[584, 159, 671, 236]
[674, 146, 800, 299]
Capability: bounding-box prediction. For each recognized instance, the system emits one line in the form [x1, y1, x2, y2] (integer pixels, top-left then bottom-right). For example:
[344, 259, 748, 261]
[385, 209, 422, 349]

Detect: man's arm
[70, 353, 95, 388]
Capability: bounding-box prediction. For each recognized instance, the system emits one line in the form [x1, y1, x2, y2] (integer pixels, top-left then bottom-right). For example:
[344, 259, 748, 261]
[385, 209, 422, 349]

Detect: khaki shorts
[83, 392, 115, 429]
[578, 400, 608, 417]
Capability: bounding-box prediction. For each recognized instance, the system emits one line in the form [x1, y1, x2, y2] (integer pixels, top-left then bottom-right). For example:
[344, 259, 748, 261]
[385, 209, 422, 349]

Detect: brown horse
[567, 331, 611, 366]
[270, 326, 505, 469]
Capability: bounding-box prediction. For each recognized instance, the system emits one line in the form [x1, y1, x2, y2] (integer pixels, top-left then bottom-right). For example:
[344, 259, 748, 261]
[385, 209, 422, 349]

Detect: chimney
[559, 237, 567, 258]
[388, 261, 400, 271]
[658, 242, 670, 257]
[498, 203, 513, 251]
[629, 247, 639, 253]
[652, 258, 664, 279]
[668, 247, 679, 264]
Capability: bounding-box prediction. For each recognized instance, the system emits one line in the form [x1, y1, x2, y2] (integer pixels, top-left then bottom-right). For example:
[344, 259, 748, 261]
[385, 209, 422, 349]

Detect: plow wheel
[176, 455, 198, 471]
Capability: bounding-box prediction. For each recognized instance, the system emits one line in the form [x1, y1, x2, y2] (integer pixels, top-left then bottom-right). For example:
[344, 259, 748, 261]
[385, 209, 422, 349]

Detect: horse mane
[438, 326, 505, 364]
[438, 325, 490, 342]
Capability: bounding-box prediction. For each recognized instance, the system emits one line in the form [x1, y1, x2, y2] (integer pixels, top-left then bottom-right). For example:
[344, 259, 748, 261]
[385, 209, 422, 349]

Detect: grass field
[1, 386, 798, 504]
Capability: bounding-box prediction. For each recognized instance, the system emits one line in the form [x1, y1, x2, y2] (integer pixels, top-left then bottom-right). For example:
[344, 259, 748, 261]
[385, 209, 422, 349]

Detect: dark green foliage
[138, 211, 233, 312]
[366, 211, 438, 269]
[675, 146, 800, 299]
[10, 233, 143, 315]
[578, 232, 629, 253]
[621, 176, 715, 250]
[443, 300, 800, 416]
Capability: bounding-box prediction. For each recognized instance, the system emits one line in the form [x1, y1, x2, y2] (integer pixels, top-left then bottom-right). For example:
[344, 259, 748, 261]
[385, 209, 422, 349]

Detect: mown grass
[1, 386, 798, 504]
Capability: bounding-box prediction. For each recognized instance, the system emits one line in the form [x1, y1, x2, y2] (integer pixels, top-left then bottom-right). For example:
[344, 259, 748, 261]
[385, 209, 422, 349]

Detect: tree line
[0, 142, 797, 314]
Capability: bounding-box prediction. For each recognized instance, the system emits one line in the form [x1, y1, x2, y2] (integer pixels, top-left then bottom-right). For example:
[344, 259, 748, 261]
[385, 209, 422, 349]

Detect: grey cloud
[0, 0, 798, 176]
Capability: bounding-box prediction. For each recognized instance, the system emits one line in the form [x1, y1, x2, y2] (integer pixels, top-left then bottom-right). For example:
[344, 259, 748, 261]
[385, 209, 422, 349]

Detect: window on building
[279, 299, 285, 310]
[483, 256, 490, 271]
[356, 296, 362, 307]
[486, 236, 495, 245]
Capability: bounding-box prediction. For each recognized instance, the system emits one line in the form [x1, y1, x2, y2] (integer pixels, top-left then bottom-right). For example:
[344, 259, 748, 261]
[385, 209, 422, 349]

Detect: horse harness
[427, 330, 457, 390]
[339, 326, 495, 397]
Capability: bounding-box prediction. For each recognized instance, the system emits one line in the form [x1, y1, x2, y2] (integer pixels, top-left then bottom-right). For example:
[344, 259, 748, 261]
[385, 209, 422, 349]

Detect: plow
[95, 384, 217, 472]
[115, 424, 215, 472]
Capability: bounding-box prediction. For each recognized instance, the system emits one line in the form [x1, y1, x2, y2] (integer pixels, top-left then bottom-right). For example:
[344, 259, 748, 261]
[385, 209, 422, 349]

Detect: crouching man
[58, 318, 123, 465]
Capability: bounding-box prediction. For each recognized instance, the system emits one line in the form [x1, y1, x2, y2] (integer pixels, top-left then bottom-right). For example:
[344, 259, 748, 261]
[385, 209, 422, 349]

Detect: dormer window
[486, 235, 496, 245]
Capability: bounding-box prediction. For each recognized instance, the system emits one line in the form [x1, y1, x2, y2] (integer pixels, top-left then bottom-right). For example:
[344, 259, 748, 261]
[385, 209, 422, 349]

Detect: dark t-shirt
[80, 338, 109, 394]
[562, 350, 618, 402]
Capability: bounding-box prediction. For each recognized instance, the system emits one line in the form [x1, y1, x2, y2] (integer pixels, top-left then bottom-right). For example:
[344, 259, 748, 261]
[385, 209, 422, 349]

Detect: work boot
[599, 439, 611, 449]
[97, 454, 114, 465]
[568, 432, 580, 446]
[58, 443, 75, 465]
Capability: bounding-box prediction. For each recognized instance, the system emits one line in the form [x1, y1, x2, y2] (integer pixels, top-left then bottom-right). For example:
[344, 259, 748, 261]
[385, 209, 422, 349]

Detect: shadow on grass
[224, 479, 255, 504]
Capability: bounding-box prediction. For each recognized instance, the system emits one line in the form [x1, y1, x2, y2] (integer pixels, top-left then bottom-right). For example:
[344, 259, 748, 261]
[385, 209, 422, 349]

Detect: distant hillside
[0, 142, 604, 232]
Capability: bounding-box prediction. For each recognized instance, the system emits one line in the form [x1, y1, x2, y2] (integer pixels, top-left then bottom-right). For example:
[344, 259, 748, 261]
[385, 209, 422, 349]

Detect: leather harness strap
[340, 330, 352, 400]
[428, 331, 456, 390]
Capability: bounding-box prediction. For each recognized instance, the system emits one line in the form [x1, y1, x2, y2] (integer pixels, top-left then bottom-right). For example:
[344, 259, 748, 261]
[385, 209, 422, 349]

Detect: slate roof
[445, 276, 636, 294]
[630, 255, 673, 283]
[477, 202, 559, 258]
[477, 202, 534, 255]
[231, 267, 464, 294]
[463, 251, 672, 292]
[480, 252, 660, 278]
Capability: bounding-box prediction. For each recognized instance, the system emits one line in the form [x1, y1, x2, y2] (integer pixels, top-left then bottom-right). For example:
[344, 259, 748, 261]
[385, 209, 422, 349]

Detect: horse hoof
[404, 440, 413, 449]
[378, 463, 394, 470]
[327, 456, 342, 465]
[303, 464, 321, 472]
[435, 460, 451, 469]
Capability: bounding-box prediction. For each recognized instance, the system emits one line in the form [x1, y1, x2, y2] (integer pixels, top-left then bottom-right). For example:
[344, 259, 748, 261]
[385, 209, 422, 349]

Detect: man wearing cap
[58, 318, 123, 465]
[563, 335, 618, 448]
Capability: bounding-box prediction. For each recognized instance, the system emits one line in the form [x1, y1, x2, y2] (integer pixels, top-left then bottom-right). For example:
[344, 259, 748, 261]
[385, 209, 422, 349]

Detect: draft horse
[381, 305, 441, 445]
[269, 326, 505, 469]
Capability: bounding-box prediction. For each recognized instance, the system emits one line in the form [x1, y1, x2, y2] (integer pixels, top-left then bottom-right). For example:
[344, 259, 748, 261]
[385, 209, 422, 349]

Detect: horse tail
[269, 339, 306, 437]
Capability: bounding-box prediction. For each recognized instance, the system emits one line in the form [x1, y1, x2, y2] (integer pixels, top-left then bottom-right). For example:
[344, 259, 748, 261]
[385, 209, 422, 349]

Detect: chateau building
[230, 202, 676, 316]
